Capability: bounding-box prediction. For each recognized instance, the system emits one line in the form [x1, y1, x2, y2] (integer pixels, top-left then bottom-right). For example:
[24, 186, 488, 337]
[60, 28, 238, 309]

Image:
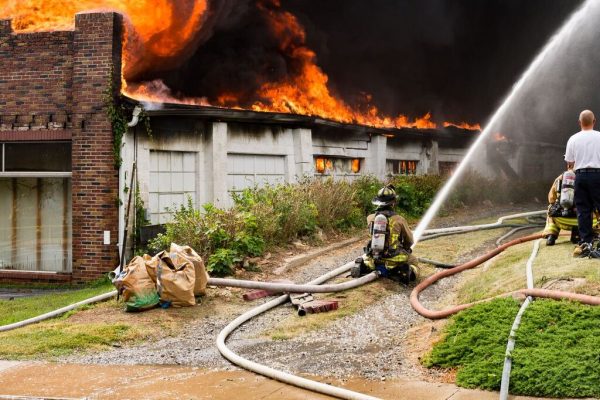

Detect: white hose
[421, 210, 546, 235]
[0, 290, 117, 333]
[499, 239, 541, 399]
[217, 260, 381, 400]
[208, 272, 379, 293]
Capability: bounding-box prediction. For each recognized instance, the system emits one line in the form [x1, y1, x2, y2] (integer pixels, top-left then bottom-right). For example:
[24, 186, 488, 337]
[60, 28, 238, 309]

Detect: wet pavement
[0, 361, 574, 400]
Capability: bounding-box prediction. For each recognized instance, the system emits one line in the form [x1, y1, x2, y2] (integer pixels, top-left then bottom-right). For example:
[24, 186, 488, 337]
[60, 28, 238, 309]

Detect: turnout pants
[574, 170, 600, 243]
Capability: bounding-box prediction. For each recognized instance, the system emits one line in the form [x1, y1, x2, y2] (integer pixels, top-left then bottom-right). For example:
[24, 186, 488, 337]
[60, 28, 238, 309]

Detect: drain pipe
[499, 239, 540, 400]
[127, 106, 142, 127]
[217, 261, 381, 400]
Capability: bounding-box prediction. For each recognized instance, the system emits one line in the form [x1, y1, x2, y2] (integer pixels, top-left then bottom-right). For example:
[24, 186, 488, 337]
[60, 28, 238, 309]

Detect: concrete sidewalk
[0, 361, 578, 400]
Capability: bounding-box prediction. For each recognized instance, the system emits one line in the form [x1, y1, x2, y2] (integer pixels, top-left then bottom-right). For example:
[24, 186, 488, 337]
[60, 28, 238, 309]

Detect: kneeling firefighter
[544, 170, 579, 246]
[544, 170, 600, 251]
[351, 185, 418, 284]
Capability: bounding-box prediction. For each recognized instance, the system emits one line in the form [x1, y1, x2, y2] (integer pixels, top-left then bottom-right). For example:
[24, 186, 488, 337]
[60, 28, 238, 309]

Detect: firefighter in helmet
[351, 185, 418, 284]
[544, 172, 580, 246]
[544, 171, 600, 256]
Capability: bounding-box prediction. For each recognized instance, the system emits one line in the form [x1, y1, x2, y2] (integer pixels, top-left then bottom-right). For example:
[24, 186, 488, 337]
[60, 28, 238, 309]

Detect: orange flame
[443, 121, 482, 131]
[0, 0, 479, 131]
[0, 0, 208, 80]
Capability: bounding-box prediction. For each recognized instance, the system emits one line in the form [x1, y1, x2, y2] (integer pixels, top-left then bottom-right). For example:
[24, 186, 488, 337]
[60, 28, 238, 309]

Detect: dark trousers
[574, 171, 600, 243]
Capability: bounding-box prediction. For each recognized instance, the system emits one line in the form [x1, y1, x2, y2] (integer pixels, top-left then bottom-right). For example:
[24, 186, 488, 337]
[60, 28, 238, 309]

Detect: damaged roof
[126, 97, 477, 143]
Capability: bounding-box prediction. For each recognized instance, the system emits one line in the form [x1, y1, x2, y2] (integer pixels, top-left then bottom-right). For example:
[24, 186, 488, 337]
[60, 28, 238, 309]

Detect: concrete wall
[129, 119, 469, 228]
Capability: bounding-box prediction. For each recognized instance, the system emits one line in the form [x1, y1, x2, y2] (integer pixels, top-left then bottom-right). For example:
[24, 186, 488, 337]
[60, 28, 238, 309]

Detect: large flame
[0, 0, 479, 131]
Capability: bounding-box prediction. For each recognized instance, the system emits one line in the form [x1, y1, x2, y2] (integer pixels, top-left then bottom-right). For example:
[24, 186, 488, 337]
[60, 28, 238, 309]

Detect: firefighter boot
[571, 228, 580, 244]
[546, 235, 557, 246]
[395, 264, 417, 285]
[351, 258, 368, 278]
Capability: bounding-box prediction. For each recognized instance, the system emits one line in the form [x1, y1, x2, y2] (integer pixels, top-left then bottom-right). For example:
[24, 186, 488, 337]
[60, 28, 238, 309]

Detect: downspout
[118, 106, 143, 269]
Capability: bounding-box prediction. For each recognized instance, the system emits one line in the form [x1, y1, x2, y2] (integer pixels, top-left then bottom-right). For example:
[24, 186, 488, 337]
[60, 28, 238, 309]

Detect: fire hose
[216, 261, 381, 400]
[409, 232, 600, 320]
[499, 239, 540, 400]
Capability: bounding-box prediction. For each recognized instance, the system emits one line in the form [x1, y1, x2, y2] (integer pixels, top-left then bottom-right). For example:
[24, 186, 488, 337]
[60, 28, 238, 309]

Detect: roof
[126, 97, 477, 143]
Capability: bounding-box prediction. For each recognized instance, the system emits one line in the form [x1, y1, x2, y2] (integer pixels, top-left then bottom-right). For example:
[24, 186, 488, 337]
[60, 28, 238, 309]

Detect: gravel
[65, 220, 500, 379]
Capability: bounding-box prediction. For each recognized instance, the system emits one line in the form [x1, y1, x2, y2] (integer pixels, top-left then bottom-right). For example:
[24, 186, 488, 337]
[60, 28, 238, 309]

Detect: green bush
[149, 175, 448, 276]
[149, 199, 265, 276]
[390, 175, 445, 217]
[232, 183, 319, 245]
[351, 175, 381, 216]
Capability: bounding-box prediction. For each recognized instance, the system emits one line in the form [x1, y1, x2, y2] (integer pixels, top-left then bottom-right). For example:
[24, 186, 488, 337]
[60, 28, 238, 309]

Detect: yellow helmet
[372, 185, 397, 208]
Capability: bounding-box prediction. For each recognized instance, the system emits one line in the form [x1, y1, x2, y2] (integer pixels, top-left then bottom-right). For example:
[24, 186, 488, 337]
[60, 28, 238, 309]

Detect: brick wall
[0, 12, 123, 283]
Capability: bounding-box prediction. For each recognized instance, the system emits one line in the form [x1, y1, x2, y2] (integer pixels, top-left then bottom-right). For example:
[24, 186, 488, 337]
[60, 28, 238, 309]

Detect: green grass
[456, 237, 600, 303]
[0, 280, 114, 326]
[424, 298, 600, 397]
[0, 321, 142, 359]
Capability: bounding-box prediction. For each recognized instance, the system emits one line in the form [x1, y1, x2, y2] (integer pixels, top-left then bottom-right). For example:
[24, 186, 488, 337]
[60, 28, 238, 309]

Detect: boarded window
[227, 154, 286, 201]
[148, 151, 197, 225]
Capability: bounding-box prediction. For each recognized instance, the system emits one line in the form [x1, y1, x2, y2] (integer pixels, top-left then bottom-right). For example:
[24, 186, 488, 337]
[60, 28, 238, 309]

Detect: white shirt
[564, 129, 600, 170]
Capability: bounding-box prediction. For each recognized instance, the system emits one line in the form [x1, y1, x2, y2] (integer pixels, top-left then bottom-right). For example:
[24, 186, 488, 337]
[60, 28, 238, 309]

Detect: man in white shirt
[565, 110, 600, 255]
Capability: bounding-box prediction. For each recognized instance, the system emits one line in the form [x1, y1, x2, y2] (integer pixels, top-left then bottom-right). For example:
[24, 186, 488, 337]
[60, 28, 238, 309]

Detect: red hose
[410, 233, 600, 319]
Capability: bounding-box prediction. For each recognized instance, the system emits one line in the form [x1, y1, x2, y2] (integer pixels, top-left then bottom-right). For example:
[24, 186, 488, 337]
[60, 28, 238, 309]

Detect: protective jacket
[366, 209, 417, 267]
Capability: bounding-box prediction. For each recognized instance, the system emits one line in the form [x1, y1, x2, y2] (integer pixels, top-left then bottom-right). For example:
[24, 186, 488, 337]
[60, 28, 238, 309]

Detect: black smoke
[132, 0, 586, 125]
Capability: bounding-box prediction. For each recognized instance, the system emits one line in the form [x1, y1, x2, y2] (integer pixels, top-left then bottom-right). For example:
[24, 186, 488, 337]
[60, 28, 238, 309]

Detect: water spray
[412, 0, 594, 244]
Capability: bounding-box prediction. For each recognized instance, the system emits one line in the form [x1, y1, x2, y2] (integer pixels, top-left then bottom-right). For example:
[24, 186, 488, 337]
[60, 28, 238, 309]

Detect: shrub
[232, 183, 319, 245]
[351, 175, 381, 216]
[149, 198, 265, 276]
[390, 175, 445, 217]
[305, 178, 362, 231]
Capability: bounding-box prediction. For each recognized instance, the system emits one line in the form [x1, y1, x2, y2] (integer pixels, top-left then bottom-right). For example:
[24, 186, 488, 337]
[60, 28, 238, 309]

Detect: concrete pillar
[292, 128, 314, 179]
[365, 134, 387, 180]
[428, 139, 439, 175]
[209, 122, 228, 207]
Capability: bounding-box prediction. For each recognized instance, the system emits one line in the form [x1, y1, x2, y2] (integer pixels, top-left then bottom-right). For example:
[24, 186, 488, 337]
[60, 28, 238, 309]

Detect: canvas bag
[169, 243, 209, 296]
[156, 250, 196, 307]
[119, 256, 160, 311]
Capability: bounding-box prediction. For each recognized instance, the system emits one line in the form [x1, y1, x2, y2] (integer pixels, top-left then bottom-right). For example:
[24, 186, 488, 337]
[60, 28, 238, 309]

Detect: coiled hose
[216, 261, 381, 400]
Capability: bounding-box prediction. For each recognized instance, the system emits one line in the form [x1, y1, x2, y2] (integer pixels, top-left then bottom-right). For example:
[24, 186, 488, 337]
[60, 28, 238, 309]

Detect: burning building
[0, 7, 475, 283]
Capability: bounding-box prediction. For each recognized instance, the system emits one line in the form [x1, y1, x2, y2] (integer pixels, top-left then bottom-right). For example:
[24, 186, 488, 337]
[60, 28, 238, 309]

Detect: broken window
[314, 157, 362, 176]
[386, 160, 418, 175]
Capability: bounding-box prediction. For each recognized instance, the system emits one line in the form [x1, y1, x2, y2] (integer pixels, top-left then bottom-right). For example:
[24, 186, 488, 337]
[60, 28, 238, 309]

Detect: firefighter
[544, 172, 579, 246]
[351, 185, 418, 284]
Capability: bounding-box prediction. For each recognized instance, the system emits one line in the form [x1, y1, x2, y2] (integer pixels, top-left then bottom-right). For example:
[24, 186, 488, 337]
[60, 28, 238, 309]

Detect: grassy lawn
[424, 298, 600, 397]
[0, 321, 142, 359]
[0, 280, 115, 326]
[456, 236, 600, 303]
